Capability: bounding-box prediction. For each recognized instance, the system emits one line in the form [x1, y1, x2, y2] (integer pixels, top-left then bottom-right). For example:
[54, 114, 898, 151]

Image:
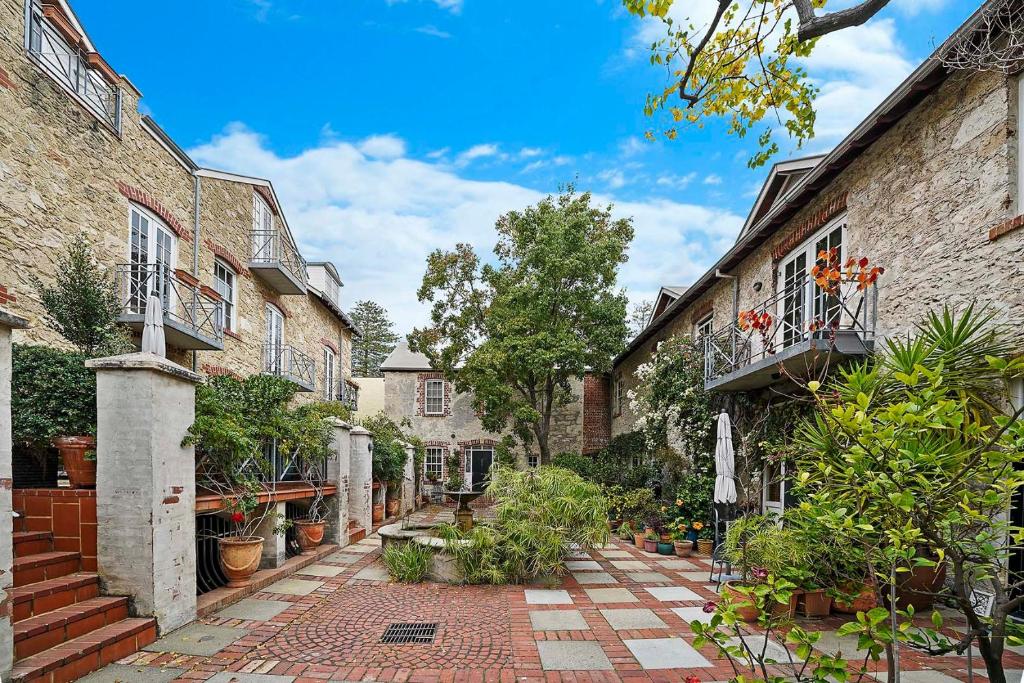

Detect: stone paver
[296, 563, 346, 577]
[584, 587, 638, 603]
[624, 637, 712, 669]
[680, 570, 713, 582]
[206, 674, 296, 683]
[264, 578, 324, 595]
[144, 624, 248, 656]
[672, 606, 714, 624]
[572, 571, 617, 584]
[216, 598, 294, 621]
[537, 641, 613, 671]
[79, 665, 184, 682]
[644, 585, 703, 602]
[530, 609, 590, 631]
[610, 560, 648, 570]
[352, 564, 391, 581]
[726, 635, 790, 663]
[600, 608, 668, 630]
[526, 589, 573, 604]
[626, 571, 672, 583]
[565, 560, 602, 570]
[566, 551, 592, 560]
[874, 672, 965, 683]
[341, 543, 376, 553]
[657, 559, 697, 569]
[600, 550, 634, 558]
[323, 551, 363, 564]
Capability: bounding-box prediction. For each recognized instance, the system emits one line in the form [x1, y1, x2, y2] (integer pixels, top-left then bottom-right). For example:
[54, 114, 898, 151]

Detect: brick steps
[11, 573, 100, 623]
[347, 521, 366, 544]
[15, 597, 129, 660]
[14, 552, 80, 587]
[10, 618, 157, 683]
[14, 532, 53, 559]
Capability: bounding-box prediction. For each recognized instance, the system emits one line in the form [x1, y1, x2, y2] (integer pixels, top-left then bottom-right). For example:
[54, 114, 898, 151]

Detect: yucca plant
[382, 542, 433, 583]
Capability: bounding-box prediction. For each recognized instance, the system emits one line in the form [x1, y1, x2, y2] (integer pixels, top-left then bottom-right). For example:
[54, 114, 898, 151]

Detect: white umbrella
[141, 294, 166, 357]
[714, 411, 737, 504]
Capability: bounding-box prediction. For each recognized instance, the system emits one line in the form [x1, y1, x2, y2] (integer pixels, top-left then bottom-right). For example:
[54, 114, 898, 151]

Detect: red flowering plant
[738, 308, 776, 356]
[807, 249, 884, 334]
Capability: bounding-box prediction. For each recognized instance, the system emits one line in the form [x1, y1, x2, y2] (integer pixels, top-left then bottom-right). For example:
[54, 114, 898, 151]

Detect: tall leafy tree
[349, 300, 400, 377]
[627, 298, 654, 339]
[409, 187, 634, 463]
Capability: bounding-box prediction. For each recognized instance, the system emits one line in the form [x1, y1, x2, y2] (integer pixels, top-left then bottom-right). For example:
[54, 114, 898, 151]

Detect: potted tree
[695, 522, 713, 555]
[289, 402, 341, 554]
[217, 479, 288, 587]
[671, 519, 693, 556]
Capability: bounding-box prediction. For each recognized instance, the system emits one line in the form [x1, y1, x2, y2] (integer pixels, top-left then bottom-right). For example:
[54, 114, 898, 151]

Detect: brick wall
[581, 374, 610, 454]
[13, 489, 98, 571]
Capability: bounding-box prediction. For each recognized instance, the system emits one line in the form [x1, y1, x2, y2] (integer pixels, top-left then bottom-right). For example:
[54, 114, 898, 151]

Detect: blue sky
[74, 0, 975, 333]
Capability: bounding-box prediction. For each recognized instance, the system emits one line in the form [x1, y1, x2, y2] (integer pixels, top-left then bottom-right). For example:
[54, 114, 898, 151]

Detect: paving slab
[566, 552, 592, 560]
[624, 637, 712, 669]
[626, 571, 672, 583]
[610, 560, 649, 570]
[644, 586, 704, 602]
[206, 674, 296, 683]
[353, 564, 391, 581]
[726, 635, 790, 664]
[657, 559, 697, 569]
[672, 606, 714, 625]
[536, 641, 613, 671]
[215, 598, 294, 621]
[263, 578, 324, 595]
[565, 560, 602, 570]
[358, 537, 382, 545]
[584, 587, 639, 603]
[341, 543, 376, 553]
[600, 608, 669, 630]
[680, 570, 714, 582]
[144, 624, 248, 656]
[525, 589, 573, 605]
[873, 672, 964, 683]
[572, 571, 617, 584]
[296, 563, 346, 577]
[809, 629, 866, 657]
[529, 609, 590, 631]
[600, 550, 634, 558]
[79, 664, 184, 682]
[323, 551, 363, 564]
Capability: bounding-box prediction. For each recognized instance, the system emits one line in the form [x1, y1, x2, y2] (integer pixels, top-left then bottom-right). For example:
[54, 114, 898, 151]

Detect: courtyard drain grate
[380, 622, 439, 644]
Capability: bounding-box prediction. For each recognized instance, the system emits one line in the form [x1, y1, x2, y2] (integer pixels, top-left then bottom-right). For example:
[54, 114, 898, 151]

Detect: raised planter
[53, 436, 96, 489]
[219, 536, 264, 588]
[294, 520, 325, 555]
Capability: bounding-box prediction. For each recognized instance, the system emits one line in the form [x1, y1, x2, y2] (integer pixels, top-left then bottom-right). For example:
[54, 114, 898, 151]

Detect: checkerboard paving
[102, 505, 1024, 682]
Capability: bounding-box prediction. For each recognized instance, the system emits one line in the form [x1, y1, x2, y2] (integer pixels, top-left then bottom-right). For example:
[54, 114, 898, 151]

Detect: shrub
[361, 412, 410, 487]
[11, 344, 96, 446]
[551, 452, 592, 478]
[382, 542, 433, 583]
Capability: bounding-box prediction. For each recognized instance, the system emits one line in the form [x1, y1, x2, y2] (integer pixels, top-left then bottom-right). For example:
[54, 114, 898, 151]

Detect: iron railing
[262, 343, 316, 391]
[27, 2, 121, 131]
[337, 379, 360, 411]
[251, 228, 308, 287]
[115, 263, 224, 344]
[704, 273, 877, 384]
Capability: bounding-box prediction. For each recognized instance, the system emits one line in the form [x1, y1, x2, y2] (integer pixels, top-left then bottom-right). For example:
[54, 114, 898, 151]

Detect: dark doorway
[468, 447, 493, 492]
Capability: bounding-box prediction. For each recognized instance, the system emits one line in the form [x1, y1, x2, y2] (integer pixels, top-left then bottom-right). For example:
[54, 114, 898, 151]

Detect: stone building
[611, 3, 1024, 514]
[380, 343, 610, 488]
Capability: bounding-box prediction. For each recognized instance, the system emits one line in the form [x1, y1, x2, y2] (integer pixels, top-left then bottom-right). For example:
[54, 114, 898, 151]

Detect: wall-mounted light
[368, 440, 374, 455]
[752, 281, 763, 293]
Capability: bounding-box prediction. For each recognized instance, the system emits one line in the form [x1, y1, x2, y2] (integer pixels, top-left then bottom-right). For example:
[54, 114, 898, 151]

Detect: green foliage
[360, 412, 411, 486]
[724, 513, 810, 583]
[382, 542, 433, 583]
[409, 187, 634, 462]
[672, 470, 714, 527]
[32, 236, 131, 355]
[494, 435, 518, 468]
[438, 466, 609, 584]
[11, 344, 96, 446]
[349, 300, 399, 377]
[445, 450, 464, 490]
[605, 485, 657, 525]
[551, 452, 593, 478]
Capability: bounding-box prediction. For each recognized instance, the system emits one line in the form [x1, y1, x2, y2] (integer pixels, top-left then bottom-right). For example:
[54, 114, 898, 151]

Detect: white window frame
[265, 304, 285, 372]
[1018, 75, 1024, 213]
[424, 447, 444, 480]
[614, 373, 624, 417]
[424, 379, 445, 416]
[213, 258, 237, 332]
[252, 193, 275, 259]
[127, 203, 177, 314]
[695, 313, 713, 339]
[325, 274, 340, 306]
[775, 216, 846, 349]
[323, 346, 336, 401]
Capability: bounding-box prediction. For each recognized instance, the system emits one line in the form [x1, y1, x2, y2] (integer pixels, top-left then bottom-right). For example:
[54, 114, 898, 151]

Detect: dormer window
[26, 1, 121, 131]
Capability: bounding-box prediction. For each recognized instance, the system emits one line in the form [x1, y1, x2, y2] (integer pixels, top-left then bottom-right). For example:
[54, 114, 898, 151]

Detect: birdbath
[442, 489, 484, 531]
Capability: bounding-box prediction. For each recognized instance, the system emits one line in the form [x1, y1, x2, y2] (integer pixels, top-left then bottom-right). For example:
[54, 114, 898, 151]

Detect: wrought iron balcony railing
[250, 228, 308, 294]
[262, 343, 316, 392]
[27, 2, 121, 131]
[703, 272, 877, 388]
[115, 263, 224, 350]
[337, 379, 360, 411]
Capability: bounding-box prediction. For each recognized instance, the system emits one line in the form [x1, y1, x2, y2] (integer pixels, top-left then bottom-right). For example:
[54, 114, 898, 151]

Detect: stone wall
[612, 68, 1023, 436]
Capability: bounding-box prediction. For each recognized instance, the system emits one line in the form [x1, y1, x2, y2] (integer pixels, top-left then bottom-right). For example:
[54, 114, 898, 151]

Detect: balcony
[262, 343, 316, 392]
[250, 229, 308, 295]
[115, 264, 224, 351]
[704, 273, 877, 391]
[337, 379, 360, 411]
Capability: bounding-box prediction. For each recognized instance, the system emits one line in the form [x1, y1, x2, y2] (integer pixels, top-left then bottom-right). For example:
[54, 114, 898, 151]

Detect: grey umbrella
[714, 411, 737, 504]
[141, 294, 166, 357]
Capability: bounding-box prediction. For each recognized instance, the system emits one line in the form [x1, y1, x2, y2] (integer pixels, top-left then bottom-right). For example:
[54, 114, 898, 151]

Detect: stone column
[254, 501, 287, 569]
[401, 444, 416, 516]
[325, 418, 351, 546]
[0, 310, 27, 679]
[349, 427, 372, 533]
[86, 352, 201, 634]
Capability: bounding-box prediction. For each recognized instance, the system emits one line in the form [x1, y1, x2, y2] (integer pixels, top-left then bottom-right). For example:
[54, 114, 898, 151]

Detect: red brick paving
[112, 506, 1024, 682]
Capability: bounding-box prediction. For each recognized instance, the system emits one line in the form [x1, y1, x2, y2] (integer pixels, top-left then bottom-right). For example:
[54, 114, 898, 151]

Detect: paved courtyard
[89, 507, 1024, 682]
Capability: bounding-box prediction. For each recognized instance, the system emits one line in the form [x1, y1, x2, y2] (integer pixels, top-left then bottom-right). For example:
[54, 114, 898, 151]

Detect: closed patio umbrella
[141, 294, 166, 358]
[714, 411, 737, 504]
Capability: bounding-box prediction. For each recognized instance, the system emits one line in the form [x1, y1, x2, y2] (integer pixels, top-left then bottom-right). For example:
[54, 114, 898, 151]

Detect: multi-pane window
[323, 347, 336, 401]
[425, 447, 444, 480]
[128, 205, 174, 313]
[213, 259, 236, 332]
[614, 373, 624, 416]
[425, 379, 444, 415]
[695, 314, 713, 339]
[252, 193, 275, 260]
[777, 219, 844, 348]
[527, 454, 539, 469]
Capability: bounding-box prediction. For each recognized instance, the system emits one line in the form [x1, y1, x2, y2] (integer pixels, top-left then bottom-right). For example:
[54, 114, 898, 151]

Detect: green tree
[623, 0, 894, 167]
[32, 236, 131, 355]
[409, 187, 634, 464]
[349, 300, 399, 377]
[627, 298, 654, 340]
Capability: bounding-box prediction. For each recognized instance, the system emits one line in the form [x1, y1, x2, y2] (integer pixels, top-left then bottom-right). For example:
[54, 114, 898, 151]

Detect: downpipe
[191, 173, 202, 373]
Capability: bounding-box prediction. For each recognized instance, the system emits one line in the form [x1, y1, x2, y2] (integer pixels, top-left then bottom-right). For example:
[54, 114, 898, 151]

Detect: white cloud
[704, 173, 722, 185]
[455, 143, 504, 167]
[385, 0, 462, 14]
[598, 169, 627, 189]
[357, 134, 407, 159]
[414, 24, 452, 39]
[189, 125, 743, 333]
[618, 136, 648, 157]
[518, 147, 544, 159]
[656, 172, 697, 189]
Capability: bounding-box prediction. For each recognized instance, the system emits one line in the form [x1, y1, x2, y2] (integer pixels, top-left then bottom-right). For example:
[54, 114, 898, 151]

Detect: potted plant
[722, 514, 805, 621]
[657, 538, 674, 555]
[386, 482, 401, 518]
[695, 522, 713, 554]
[671, 521, 693, 557]
[288, 402, 343, 554]
[633, 524, 646, 549]
[618, 520, 635, 542]
[218, 479, 288, 587]
[643, 529, 659, 553]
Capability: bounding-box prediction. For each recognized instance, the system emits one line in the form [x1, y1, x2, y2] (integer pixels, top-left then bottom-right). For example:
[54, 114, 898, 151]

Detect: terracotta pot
[890, 561, 946, 611]
[385, 498, 400, 517]
[697, 538, 714, 555]
[372, 503, 385, 523]
[657, 542, 674, 556]
[834, 582, 878, 614]
[673, 541, 693, 557]
[53, 436, 96, 489]
[219, 536, 264, 588]
[659, 533, 672, 542]
[773, 591, 800, 619]
[723, 581, 761, 622]
[294, 520, 325, 555]
[643, 539, 658, 553]
[801, 589, 833, 617]
[633, 533, 645, 549]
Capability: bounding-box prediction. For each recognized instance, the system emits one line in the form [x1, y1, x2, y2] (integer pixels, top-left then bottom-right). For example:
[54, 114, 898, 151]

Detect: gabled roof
[736, 155, 825, 241]
[650, 286, 685, 323]
[380, 342, 433, 372]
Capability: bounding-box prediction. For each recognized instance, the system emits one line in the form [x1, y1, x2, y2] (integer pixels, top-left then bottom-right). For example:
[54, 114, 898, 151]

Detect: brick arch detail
[117, 182, 191, 240]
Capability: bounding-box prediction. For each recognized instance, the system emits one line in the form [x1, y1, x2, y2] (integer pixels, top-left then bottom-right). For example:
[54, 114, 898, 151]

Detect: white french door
[775, 219, 845, 350]
[128, 205, 175, 313]
[265, 304, 284, 372]
[763, 459, 786, 518]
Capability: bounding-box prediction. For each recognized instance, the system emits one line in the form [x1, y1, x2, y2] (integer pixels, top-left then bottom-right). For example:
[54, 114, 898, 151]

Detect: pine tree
[349, 300, 399, 377]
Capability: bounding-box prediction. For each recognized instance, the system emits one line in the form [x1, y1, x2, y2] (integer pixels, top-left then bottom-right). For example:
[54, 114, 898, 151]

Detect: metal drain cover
[380, 622, 438, 644]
